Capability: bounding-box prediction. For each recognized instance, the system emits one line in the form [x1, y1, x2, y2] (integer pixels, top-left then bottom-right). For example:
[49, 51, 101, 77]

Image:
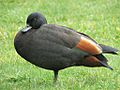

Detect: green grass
[0, 0, 120, 90]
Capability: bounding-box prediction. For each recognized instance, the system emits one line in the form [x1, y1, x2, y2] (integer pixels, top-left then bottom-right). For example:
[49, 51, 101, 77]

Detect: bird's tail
[99, 44, 119, 54]
[94, 54, 113, 70]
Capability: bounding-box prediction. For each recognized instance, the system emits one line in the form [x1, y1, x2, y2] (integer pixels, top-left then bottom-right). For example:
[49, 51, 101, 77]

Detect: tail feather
[99, 44, 119, 54]
[99, 60, 113, 70]
[94, 54, 113, 70]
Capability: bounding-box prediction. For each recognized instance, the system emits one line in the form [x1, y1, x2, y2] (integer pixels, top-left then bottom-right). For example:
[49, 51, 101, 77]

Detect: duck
[14, 12, 118, 82]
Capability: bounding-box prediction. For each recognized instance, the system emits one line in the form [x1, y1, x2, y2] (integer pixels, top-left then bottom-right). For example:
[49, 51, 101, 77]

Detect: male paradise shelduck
[14, 12, 118, 82]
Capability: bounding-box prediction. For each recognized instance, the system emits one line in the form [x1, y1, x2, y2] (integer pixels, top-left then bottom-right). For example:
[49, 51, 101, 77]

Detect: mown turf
[0, 0, 120, 90]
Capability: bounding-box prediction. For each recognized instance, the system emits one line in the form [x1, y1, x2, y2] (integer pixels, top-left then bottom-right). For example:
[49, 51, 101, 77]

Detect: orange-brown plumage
[76, 36, 102, 55]
[85, 56, 99, 63]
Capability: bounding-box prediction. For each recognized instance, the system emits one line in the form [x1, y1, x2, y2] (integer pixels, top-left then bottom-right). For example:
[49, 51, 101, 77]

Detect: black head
[27, 12, 47, 29]
[21, 12, 47, 33]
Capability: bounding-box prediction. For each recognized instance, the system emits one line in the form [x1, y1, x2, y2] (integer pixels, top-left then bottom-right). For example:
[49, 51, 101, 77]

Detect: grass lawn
[0, 0, 120, 90]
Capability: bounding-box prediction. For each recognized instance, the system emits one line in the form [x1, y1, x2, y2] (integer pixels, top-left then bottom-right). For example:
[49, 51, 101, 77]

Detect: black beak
[21, 25, 32, 33]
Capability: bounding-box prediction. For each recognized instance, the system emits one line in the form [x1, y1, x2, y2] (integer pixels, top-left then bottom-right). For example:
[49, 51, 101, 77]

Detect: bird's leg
[53, 70, 58, 83]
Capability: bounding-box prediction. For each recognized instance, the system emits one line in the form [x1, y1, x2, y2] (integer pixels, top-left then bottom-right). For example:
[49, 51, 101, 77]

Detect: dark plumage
[14, 12, 119, 82]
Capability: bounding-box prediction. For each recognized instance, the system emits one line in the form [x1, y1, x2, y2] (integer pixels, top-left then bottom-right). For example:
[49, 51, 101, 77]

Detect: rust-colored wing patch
[76, 36, 102, 55]
[85, 56, 99, 62]
[84, 56, 101, 66]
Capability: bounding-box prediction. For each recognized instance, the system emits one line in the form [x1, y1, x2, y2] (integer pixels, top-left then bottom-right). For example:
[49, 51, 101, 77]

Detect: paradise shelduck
[14, 12, 119, 82]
